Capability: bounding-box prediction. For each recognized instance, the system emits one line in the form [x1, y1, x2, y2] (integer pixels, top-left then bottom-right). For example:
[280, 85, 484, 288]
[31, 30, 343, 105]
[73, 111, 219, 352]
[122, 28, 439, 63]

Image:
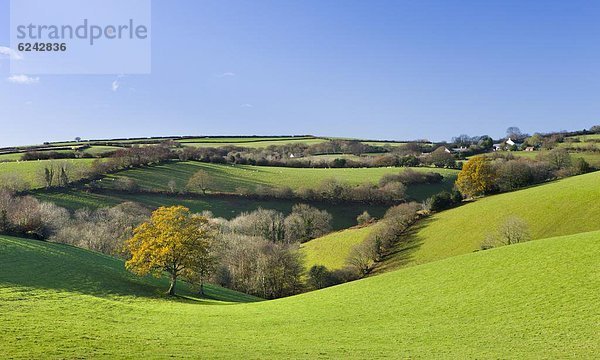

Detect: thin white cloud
[7, 74, 39, 85]
[0, 46, 23, 60]
[240, 103, 253, 108]
[111, 74, 127, 91]
[216, 72, 235, 78]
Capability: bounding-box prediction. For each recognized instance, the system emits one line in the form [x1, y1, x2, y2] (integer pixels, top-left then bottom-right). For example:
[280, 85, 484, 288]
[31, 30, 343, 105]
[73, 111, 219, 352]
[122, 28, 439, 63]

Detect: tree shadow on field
[373, 217, 435, 274]
[0, 236, 257, 304]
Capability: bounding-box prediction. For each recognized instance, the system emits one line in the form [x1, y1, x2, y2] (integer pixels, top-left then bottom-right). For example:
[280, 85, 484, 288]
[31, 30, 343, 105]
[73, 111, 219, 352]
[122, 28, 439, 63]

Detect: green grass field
[0, 152, 24, 161]
[0, 159, 98, 189]
[34, 190, 388, 230]
[301, 224, 379, 270]
[99, 162, 458, 202]
[1, 231, 598, 358]
[390, 171, 600, 270]
[0, 146, 120, 162]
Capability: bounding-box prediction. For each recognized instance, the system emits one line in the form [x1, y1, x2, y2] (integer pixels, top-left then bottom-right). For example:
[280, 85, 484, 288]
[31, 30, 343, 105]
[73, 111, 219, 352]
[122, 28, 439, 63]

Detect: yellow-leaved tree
[126, 206, 215, 296]
[456, 156, 497, 198]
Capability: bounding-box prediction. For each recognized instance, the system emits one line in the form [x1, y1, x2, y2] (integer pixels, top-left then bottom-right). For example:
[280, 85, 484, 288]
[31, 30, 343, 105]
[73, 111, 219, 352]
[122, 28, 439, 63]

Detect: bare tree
[497, 216, 531, 245]
[167, 180, 178, 194]
[482, 216, 531, 249]
[186, 170, 212, 194]
[347, 241, 377, 277]
[284, 204, 332, 243]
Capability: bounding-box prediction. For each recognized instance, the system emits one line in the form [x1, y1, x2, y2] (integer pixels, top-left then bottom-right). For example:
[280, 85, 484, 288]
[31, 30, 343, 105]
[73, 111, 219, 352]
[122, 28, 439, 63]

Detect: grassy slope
[395, 171, 600, 269]
[1, 232, 598, 358]
[0, 159, 98, 188]
[34, 190, 388, 231]
[301, 224, 379, 270]
[100, 162, 458, 201]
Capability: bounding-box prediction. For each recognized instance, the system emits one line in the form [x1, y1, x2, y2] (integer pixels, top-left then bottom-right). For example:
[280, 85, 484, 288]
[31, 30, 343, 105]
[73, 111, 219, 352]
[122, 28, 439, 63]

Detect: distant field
[82, 145, 122, 155]
[1, 230, 598, 358]
[99, 162, 458, 201]
[0, 153, 24, 161]
[176, 136, 317, 143]
[301, 224, 379, 270]
[180, 138, 327, 148]
[0, 145, 119, 162]
[565, 134, 600, 141]
[387, 171, 600, 270]
[0, 159, 98, 189]
[473, 150, 600, 166]
[34, 190, 388, 230]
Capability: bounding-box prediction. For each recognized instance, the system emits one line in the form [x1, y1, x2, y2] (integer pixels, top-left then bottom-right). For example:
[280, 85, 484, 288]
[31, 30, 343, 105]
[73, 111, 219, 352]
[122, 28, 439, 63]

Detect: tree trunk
[167, 274, 177, 296]
[198, 281, 204, 297]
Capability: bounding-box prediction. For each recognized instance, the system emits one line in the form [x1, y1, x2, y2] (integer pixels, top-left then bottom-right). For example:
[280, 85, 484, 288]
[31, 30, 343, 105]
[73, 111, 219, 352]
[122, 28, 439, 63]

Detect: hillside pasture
[388, 171, 600, 269]
[1, 230, 598, 358]
[99, 162, 459, 201]
[0, 159, 98, 189]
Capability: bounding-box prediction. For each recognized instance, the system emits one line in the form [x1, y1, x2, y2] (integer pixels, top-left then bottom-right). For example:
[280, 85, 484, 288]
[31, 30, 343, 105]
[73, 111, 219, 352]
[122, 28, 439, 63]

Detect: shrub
[356, 211, 372, 225]
[114, 178, 140, 192]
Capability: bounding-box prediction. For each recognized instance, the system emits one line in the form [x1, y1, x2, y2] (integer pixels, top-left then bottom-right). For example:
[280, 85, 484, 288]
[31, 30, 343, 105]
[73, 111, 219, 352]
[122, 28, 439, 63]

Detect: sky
[1, 0, 600, 147]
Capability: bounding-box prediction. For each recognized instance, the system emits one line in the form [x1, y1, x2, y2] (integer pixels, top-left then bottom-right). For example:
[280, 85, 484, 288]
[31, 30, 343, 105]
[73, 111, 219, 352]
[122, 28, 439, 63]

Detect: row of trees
[306, 202, 423, 291]
[177, 169, 443, 205]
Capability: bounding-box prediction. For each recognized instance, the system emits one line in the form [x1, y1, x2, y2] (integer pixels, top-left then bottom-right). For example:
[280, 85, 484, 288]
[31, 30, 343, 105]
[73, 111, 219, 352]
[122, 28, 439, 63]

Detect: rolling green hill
[300, 224, 379, 270]
[1, 231, 598, 358]
[99, 162, 458, 201]
[392, 171, 600, 269]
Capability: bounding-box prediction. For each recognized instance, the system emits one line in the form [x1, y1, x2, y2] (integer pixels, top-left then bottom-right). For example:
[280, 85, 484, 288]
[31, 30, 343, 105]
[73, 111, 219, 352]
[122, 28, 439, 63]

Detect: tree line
[456, 149, 593, 198]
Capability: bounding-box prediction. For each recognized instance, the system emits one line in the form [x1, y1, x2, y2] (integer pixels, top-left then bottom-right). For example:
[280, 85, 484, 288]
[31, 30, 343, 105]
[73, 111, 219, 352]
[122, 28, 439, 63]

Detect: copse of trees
[225, 205, 332, 244]
[0, 190, 68, 239]
[52, 202, 150, 256]
[214, 234, 304, 299]
[424, 190, 463, 212]
[456, 150, 592, 198]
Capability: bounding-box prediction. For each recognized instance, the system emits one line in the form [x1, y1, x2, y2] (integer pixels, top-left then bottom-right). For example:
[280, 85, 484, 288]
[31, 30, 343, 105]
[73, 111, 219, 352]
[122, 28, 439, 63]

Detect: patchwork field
[98, 162, 459, 201]
[1, 231, 598, 358]
[391, 171, 600, 269]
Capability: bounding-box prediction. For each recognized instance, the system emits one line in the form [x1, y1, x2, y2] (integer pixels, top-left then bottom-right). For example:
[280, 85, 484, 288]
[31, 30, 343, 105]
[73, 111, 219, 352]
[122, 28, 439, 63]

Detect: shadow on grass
[0, 236, 259, 304]
[372, 217, 436, 274]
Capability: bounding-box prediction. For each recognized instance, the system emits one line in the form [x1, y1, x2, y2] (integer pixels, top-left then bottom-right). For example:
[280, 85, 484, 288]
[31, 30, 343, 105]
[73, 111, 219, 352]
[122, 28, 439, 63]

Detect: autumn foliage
[456, 156, 497, 198]
[126, 206, 215, 296]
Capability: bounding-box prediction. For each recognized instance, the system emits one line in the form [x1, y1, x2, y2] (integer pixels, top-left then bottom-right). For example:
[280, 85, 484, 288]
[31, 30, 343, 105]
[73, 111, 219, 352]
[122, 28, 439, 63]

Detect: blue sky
[1, 0, 600, 147]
